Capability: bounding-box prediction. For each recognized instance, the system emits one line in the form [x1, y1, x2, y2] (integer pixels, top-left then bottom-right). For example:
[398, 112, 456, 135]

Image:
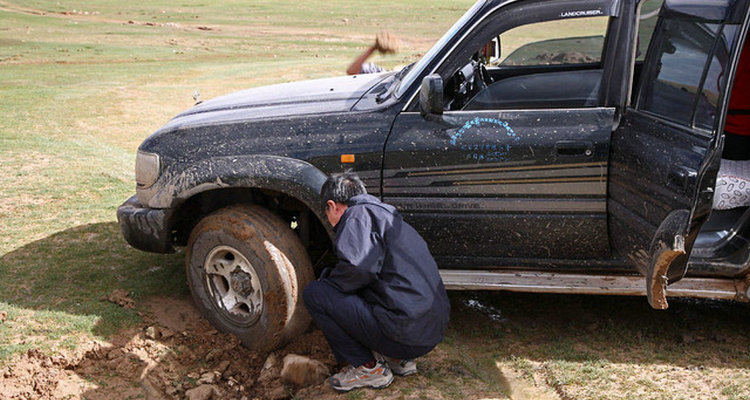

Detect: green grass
[3, 0, 750, 398]
[0, 0, 471, 367]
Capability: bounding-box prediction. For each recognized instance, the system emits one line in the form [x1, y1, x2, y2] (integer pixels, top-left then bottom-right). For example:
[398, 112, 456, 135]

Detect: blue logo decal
[449, 117, 519, 162]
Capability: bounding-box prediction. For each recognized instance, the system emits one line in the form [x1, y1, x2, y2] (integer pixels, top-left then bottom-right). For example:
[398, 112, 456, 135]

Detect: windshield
[394, 0, 487, 98]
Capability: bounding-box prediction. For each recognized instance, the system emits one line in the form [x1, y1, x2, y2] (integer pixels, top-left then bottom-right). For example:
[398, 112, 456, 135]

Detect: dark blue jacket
[322, 194, 450, 346]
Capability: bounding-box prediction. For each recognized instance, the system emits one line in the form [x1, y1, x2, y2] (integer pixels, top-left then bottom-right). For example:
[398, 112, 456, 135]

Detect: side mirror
[420, 74, 444, 116]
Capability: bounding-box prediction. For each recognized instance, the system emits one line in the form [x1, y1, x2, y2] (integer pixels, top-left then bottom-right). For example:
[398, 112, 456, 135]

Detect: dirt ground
[0, 293, 328, 400]
[3, 288, 750, 400]
[0, 293, 507, 400]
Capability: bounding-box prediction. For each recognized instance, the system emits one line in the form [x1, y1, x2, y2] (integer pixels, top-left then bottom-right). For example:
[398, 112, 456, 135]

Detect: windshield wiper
[376, 63, 415, 103]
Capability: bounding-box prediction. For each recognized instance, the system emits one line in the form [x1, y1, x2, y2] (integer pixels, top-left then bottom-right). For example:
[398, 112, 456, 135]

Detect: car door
[608, 0, 749, 308]
[383, 0, 632, 268]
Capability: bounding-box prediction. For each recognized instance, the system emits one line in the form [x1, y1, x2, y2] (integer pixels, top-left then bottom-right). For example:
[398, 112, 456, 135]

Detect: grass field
[2, 0, 750, 399]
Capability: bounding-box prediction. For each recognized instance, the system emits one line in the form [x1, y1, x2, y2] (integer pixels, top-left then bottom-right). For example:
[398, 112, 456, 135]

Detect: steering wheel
[476, 62, 493, 87]
[448, 58, 493, 109]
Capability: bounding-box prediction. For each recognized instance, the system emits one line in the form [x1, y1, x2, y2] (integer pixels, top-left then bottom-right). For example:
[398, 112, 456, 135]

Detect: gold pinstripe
[453, 176, 606, 186]
[405, 162, 606, 177]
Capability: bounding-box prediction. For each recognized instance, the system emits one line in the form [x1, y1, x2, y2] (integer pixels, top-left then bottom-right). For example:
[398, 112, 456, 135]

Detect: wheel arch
[157, 155, 333, 255]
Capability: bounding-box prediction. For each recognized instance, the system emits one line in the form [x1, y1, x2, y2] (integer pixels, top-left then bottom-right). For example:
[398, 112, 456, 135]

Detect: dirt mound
[0, 296, 337, 400]
[0, 348, 89, 399]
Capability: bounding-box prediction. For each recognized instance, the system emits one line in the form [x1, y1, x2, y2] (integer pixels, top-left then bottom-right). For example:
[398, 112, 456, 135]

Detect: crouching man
[303, 173, 450, 393]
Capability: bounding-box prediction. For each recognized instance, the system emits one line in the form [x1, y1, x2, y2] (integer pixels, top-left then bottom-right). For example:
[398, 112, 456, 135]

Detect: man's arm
[347, 45, 378, 75]
[346, 32, 398, 75]
[323, 216, 384, 293]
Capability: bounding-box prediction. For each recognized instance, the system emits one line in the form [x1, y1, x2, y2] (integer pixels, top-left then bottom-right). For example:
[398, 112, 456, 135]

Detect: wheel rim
[203, 245, 264, 326]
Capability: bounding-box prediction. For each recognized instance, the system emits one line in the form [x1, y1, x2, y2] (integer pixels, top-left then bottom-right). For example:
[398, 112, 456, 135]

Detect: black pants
[303, 280, 435, 367]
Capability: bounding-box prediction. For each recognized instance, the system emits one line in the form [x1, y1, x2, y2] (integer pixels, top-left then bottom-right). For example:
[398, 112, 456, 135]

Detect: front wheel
[186, 204, 313, 352]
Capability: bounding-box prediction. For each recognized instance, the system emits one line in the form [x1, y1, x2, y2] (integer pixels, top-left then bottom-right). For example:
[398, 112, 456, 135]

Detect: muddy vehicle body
[119, 0, 750, 351]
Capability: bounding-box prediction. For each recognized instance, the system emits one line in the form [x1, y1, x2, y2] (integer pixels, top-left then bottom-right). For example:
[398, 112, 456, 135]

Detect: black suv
[118, 0, 750, 351]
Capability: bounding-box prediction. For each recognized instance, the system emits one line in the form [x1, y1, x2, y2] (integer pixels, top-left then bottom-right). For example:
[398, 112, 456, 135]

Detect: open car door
[609, 0, 749, 308]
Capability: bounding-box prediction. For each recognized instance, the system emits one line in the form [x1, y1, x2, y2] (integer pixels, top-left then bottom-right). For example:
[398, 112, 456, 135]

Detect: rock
[185, 384, 219, 400]
[0, 311, 7, 322]
[145, 326, 158, 340]
[258, 353, 280, 383]
[262, 353, 278, 370]
[160, 328, 176, 339]
[216, 360, 231, 374]
[198, 372, 216, 384]
[280, 354, 329, 387]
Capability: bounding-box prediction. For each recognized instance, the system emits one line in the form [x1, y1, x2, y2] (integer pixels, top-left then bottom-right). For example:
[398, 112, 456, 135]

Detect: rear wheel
[186, 204, 313, 352]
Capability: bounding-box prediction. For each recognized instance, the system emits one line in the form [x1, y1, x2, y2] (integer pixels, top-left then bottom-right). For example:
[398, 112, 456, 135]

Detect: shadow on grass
[443, 289, 750, 394]
[0, 222, 187, 343]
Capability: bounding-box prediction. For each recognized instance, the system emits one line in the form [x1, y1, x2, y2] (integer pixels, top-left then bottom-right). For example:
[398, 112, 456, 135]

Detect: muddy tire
[186, 204, 313, 352]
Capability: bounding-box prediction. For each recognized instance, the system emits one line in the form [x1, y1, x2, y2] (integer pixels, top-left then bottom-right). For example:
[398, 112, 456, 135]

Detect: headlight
[135, 150, 161, 188]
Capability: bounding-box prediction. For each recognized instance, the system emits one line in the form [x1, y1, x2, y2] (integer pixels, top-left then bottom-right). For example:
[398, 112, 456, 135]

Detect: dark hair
[320, 172, 367, 209]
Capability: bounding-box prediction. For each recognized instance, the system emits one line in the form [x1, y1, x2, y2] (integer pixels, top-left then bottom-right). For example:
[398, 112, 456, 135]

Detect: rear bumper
[117, 195, 175, 253]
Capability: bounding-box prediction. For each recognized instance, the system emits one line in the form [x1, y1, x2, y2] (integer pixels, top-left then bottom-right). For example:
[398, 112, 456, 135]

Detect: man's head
[320, 173, 367, 226]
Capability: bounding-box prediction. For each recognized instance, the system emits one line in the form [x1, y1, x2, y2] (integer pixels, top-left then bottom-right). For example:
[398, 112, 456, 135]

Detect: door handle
[555, 140, 593, 157]
[668, 166, 697, 191]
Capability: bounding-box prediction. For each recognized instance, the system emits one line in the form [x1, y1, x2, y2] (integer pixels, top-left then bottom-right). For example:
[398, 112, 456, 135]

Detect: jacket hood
[156, 73, 391, 132]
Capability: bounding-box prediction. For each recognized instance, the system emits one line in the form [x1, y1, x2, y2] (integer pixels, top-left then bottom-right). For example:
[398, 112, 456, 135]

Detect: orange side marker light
[340, 154, 355, 164]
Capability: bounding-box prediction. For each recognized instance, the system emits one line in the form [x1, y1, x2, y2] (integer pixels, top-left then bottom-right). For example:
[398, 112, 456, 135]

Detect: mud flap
[646, 209, 690, 309]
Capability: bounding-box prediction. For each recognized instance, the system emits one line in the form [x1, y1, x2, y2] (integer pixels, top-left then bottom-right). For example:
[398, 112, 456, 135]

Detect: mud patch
[104, 288, 135, 309]
[0, 296, 337, 399]
[0, 294, 510, 399]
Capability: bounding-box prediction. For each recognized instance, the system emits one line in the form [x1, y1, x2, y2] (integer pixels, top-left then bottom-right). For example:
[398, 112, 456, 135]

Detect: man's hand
[375, 31, 399, 54]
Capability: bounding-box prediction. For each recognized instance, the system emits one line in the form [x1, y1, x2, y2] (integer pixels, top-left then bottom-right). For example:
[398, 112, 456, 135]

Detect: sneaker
[329, 361, 394, 393]
[373, 352, 418, 376]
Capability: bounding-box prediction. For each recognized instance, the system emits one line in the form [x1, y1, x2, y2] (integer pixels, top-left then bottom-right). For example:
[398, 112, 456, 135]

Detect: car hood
[157, 73, 391, 132]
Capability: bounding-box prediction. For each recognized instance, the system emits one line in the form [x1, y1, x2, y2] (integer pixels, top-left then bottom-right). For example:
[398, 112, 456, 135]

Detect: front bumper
[117, 195, 175, 253]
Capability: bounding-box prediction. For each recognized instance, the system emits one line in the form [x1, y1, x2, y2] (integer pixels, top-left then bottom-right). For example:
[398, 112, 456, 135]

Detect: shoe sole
[392, 369, 417, 377]
[329, 374, 394, 393]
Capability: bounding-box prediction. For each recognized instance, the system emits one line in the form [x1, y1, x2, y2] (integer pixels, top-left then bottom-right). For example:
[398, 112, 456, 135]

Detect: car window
[458, 16, 609, 111]
[695, 25, 739, 130]
[395, 0, 485, 99]
[637, 18, 731, 129]
[636, 0, 664, 62]
[496, 17, 609, 66]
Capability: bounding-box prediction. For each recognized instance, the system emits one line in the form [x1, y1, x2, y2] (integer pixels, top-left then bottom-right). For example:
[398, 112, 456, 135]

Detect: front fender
[142, 155, 328, 225]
